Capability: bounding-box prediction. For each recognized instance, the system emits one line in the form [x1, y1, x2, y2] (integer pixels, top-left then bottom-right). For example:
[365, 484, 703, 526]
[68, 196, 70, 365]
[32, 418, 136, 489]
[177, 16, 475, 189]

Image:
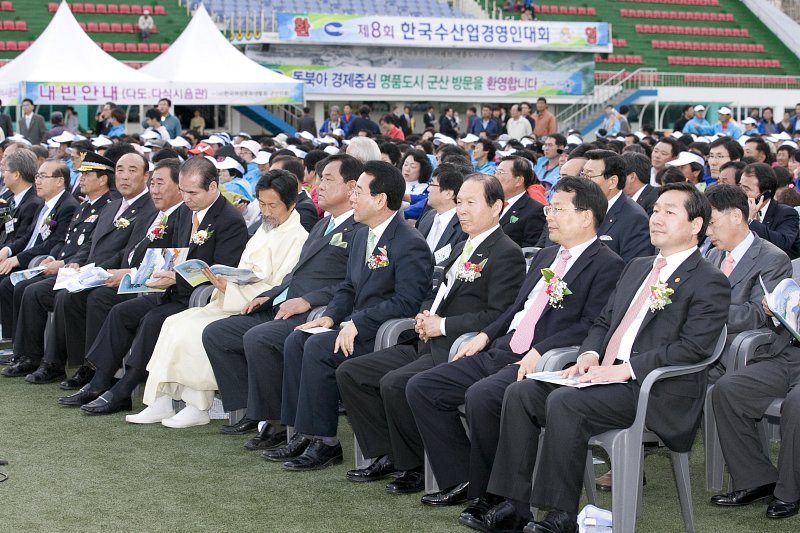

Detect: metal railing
[596, 70, 800, 89]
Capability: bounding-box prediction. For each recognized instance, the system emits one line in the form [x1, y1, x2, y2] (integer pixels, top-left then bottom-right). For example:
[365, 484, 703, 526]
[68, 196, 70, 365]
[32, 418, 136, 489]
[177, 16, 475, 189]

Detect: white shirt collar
[435, 206, 457, 226]
[331, 209, 354, 229]
[464, 224, 501, 253]
[759, 199, 771, 220]
[44, 190, 65, 210]
[12, 186, 32, 207]
[162, 201, 183, 218]
[728, 230, 755, 267]
[194, 194, 219, 225]
[558, 235, 597, 262]
[501, 191, 526, 218]
[656, 246, 698, 281]
[122, 187, 149, 208]
[368, 211, 397, 244]
[606, 190, 623, 212]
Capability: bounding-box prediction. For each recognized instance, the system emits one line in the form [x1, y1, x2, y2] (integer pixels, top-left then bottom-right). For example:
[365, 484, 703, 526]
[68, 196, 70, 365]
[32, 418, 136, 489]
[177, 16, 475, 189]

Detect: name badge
[4, 219, 14, 233]
[434, 243, 452, 265]
[85, 215, 99, 223]
[599, 235, 613, 241]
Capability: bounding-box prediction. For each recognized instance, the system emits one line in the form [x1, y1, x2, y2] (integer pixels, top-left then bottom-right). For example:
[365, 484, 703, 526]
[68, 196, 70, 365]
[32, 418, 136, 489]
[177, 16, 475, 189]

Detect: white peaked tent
[140, 4, 304, 105]
[0, 1, 160, 104]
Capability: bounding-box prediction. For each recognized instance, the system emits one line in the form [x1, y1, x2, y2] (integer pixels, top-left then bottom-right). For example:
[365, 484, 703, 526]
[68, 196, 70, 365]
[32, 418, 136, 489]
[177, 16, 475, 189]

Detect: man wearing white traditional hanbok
[127, 170, 308, 428]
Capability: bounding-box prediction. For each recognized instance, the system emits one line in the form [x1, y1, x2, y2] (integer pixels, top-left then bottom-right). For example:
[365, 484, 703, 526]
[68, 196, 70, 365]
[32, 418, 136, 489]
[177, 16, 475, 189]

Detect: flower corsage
[147, 216, 168, 241]
[647, 281, 674, 312]
[456, 258, 488, 282]
[191, 228, 214, 246]
[367, 246, 389, 269]
[542, 268, 572, 309]
[114, 217, 130, 229]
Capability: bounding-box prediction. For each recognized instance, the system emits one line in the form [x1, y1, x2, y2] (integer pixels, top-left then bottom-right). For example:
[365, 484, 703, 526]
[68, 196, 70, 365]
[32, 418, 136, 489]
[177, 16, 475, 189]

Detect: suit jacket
[580, 250, 730, 451]
[19, 113, 47, 145]
[261, 214, 361, 307]
[483, 240, 625, 355]
[69, 193, 157, 266]
[296, 190, 320, 233]
[166, 195, 249, 304]
[439, 115, 458, 138]
[424, 112, 436, 129]
[98, 206, 182, 270]
[634, 184, 659, 217]
[15, 191, 80, 266]
[416, 208, 466, 262]
[500, 193, 546, 249]
[324, 212, 434, 343]
[597, 193, 653, 263]
[422, 227, 525, 359]
[0, 187, 43, 253]
[749, 199, 800, 259]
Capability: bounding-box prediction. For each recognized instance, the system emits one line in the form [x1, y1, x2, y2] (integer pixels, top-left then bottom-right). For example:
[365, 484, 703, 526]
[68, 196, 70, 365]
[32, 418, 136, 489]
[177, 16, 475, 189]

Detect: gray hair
[329, 105, 340, 114]
[345, 137, 381, 163]
[6, 148, 39, 184]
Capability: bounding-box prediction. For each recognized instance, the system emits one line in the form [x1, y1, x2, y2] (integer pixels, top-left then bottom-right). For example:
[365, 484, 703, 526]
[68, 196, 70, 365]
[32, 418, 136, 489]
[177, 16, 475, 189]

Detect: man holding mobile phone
[739, 163, 800, 259]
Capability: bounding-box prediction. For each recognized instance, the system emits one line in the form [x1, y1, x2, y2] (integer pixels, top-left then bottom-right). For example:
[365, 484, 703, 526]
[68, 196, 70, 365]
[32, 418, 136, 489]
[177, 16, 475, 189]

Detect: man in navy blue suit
[263, 161, 434, 471]
[582, 149, 653, 262]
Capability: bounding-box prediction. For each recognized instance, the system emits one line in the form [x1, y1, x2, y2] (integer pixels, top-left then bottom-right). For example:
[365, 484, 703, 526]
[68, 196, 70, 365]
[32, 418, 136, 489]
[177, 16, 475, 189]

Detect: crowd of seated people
[1, 96, 800, 531]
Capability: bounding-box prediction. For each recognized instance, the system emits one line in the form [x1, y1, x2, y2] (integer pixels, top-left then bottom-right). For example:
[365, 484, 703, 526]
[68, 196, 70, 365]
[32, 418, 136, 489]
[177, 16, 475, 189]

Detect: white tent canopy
[140, 4, 303, 105]
[0, 1, 159, 104]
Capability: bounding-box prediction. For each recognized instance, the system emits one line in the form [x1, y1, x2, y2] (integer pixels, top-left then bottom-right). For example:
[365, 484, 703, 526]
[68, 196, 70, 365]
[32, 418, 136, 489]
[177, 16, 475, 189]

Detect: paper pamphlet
[525, 370, 626, 388]
[117, 247, 188, 294]
[760, 275, 800, 342]
[174, 259, 260, 287]
[10, 266, 45, 286]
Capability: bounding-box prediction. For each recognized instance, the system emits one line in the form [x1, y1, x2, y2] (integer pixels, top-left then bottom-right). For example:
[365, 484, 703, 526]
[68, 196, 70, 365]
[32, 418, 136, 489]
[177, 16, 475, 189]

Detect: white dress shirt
[726, 231, 755, 270]
[426, 207, 457, 252]
[500, 192, 525, 220]
[20, 190, 65, 253]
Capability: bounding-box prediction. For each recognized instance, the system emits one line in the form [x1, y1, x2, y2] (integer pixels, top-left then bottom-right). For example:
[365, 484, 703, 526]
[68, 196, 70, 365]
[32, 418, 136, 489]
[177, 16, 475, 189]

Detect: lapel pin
[674, 277, 681, 283]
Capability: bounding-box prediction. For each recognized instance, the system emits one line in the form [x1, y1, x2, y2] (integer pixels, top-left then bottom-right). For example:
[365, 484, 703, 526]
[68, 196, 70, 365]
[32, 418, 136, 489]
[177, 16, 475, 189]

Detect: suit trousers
[86, 294, 186, 377]
[61, 286, 135, 366]
[337, 344, 447, 470]
[405, 332, 518, 496]
[713, 350, 800, 502]
[487, 379, 637, 514]
[14, 277, 66, 364]
[282, 329, 370, 437]
[1, 273, 41, 341]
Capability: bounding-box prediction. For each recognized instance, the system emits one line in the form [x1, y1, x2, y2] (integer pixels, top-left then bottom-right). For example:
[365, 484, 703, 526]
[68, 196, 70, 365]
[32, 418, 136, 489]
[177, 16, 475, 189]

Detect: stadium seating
[616, 0, 718, 4]
[652, 40, 765, 52]
[612, 38, 628, 48]
[668, 56, 781, 68]
[620, 9, 735, 21]
[594, 54, 644, 64]
[634, 24, 749, 36]
[534, 5, 597, 16]
[48, 3, 168, 15]
[0, 1, 12, 10]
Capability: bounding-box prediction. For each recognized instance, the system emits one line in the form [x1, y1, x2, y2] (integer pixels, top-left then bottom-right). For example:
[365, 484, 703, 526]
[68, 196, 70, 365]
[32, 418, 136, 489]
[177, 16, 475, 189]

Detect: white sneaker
[161, 405, 210, 429]
[125, 396, 176, 424]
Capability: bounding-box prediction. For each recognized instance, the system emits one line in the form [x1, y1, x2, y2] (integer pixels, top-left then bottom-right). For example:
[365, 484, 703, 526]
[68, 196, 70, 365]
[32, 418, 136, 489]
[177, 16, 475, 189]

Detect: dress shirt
[11, 186, 32, 209]
[425, 207, 457, 251]
[367, 211, 397, 251]
[726, 231, 755, 270]
[507, 236, 597, 333]
[118, 188, 149, 218]
[329, 209, 354, 231]
[606, 190, 623, 213]
[20, 190, 65, 253]
[630, 184, 646, 202]
[194, 194, 219, 227]
[500, 192, 525, 220]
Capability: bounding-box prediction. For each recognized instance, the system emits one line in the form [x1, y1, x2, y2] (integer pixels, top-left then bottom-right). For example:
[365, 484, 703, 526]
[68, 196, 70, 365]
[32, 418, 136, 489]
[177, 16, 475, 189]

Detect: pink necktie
[722, 253, 734, 277]
[602, 258, 667, 366]
[508, 249, 572, 354]
[114, 199, 130, 220]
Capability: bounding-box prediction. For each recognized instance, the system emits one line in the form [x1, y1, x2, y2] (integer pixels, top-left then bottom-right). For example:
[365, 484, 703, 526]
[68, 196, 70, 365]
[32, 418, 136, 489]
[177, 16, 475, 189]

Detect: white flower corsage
[191, 228, 214, 246]
[114, 217, 130, 229]
[542, 268, 572, 309]
[647, 281, 674, 312]
[455, 258, 488, 282]
[366, 246, 389, 269]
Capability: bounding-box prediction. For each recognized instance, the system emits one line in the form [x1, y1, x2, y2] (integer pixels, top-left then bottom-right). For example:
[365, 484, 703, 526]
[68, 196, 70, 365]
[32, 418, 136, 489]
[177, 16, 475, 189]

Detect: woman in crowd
[400, 149, 433, 223]
[126, 170, 308, 428]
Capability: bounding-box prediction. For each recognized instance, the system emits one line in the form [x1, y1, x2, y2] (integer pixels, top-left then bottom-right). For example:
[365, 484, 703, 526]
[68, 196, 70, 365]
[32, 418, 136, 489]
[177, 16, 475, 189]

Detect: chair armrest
[729, 328, 776, 372]
[308, 306, 327, 321]
[432, 266, 445, 292]
[189, 285, 215, 308]
[373, 318, 416, 351]
[29, 255, 51, 267]
[447, 332, 478, 362]
[535, 346, 580, 371]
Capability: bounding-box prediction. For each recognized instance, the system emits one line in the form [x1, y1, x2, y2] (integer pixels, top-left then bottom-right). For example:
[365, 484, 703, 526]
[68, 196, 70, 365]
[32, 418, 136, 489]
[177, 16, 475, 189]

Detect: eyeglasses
[543, 206, 583, 217]
[427, 183, 440, 188]
[707, 154, 730, 160]
[35, 173, 61, 181]
[350, 189, 377, 198]
[579, 170, 605, 179]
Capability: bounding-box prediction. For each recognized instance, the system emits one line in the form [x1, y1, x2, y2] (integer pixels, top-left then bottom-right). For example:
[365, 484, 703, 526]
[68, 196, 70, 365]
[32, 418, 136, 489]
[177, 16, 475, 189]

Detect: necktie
[9, 198, 15, 210]
[459, 240, 474, 264]
[365, 229, 377, 264]
[722, 253, 734, 277]
[191, 212, 200, 235]
[114, 199, 130, 220]
[324, 217, 335, 236]
[602, 257, 668, 366]
[426, 215, 442, 251]
[508, 249, 572, 354]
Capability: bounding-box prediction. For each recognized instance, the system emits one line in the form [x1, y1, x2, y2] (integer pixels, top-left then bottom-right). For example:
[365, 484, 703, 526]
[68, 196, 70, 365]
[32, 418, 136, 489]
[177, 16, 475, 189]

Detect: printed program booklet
[760, 275, 800, 342]
[174, 259, 260, 287]
[118, 247, 188, 294]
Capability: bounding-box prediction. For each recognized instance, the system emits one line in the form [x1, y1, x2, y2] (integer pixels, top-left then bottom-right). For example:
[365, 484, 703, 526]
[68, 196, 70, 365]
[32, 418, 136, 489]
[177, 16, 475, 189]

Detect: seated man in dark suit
[496, 156, 546, 248]
[739, 162, 800, 259]
[262, 161, 433, 470]
[705, 184, 792, 381]
[0, 148, 43, 276]
[60, 156, 248, 414]
[337, 174, 525, 488]
[269, 155, 320, 233]
[29, 158, 184, 388]
[622, 151, 659, 217]
[582, 149, 653, 262]
[483, 182, 730, 533]
[202, 154, 364, 445]
[711, 305, 800, 519]
[416, 163, 467, 264]
[405, 178, 624, 516]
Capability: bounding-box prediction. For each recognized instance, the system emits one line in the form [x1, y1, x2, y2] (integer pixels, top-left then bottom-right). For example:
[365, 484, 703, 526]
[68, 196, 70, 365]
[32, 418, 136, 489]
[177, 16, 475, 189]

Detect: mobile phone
[755, 194, 765, 204]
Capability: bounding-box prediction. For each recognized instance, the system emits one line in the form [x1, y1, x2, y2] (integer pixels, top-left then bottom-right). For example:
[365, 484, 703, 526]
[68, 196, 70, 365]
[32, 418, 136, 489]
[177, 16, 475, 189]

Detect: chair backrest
[792, 257, 800, 283]
[431, 265, 445, 292]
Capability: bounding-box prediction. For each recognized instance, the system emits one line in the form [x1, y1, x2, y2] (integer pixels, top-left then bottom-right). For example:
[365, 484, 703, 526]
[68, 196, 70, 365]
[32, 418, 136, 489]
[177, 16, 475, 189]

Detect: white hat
[775, 131, 792, 141]
[496, 149, 517, 157]
[317, 136, 338, 146]
[202, 134, 226, 145]
[520, 138, 535, 147]
[634, 131, 646, 141]
[207, 156, 245, 174]
[237, 132, 252, 139]
[91, 136, 113, 148]
[253, 151, 271, 165]
[323, 146, 340, 156]
[718, 106, 732, 115]
[460, 133, 479, 144]
[148, 161, 155, 172]
[168, 136, 191, 149]
[287, 146, 308, 158]
[238, 140, 261, 157]
[694, 105, 706, 112]
[666, 151, 705, 168]
[741, 117, 757, 125]
[51, 131, 76, 144]
[8, 134, 31, 146]
[331, 128, 345, 138]
[433, 133, 456, 146]
[297, 131, 315, 141]
[670, 131, 684, 139]
[140, 129, 160, 140]
[46, 138, 60, 148]
[782, 140, 799, 150]
[566, 134, 584, 145]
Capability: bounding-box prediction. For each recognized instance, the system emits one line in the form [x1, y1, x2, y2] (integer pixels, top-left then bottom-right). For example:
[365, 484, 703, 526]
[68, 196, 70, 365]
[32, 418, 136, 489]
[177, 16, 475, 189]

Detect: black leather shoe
[459, 497, 498, 531]
[524, 510, 578, 533]
[346, 455, 398, 482]
[262, 433, 311, 462]
[767, 497, 800, 519]
[385, 468, 424, 494]
[710, 483, 776, 506]
[80, 391, 132, 415]
[59, 385, 105, 406]
[219, 417, 259, 435]
[283, 440, 343, 471]
[244, 423, 287, 451]
[25, 363, 66, 384]
[421, 481, 469, 506]
[1, 356, 39, 377]
[59, 365, 95, 390]
[484, 501, 529, 533]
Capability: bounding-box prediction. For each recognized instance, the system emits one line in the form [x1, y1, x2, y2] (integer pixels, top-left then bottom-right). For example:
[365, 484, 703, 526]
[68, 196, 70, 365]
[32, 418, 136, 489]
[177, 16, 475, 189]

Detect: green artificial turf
[0, 373, 797, 532]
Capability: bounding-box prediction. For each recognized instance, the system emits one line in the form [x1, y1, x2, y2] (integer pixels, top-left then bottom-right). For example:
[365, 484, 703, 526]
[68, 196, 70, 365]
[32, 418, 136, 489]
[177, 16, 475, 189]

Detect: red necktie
[508, 249, 572, 354]
[191, 212, 199, 234]
[602, 258, 667, 366]
[722, 253, 734, 277]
